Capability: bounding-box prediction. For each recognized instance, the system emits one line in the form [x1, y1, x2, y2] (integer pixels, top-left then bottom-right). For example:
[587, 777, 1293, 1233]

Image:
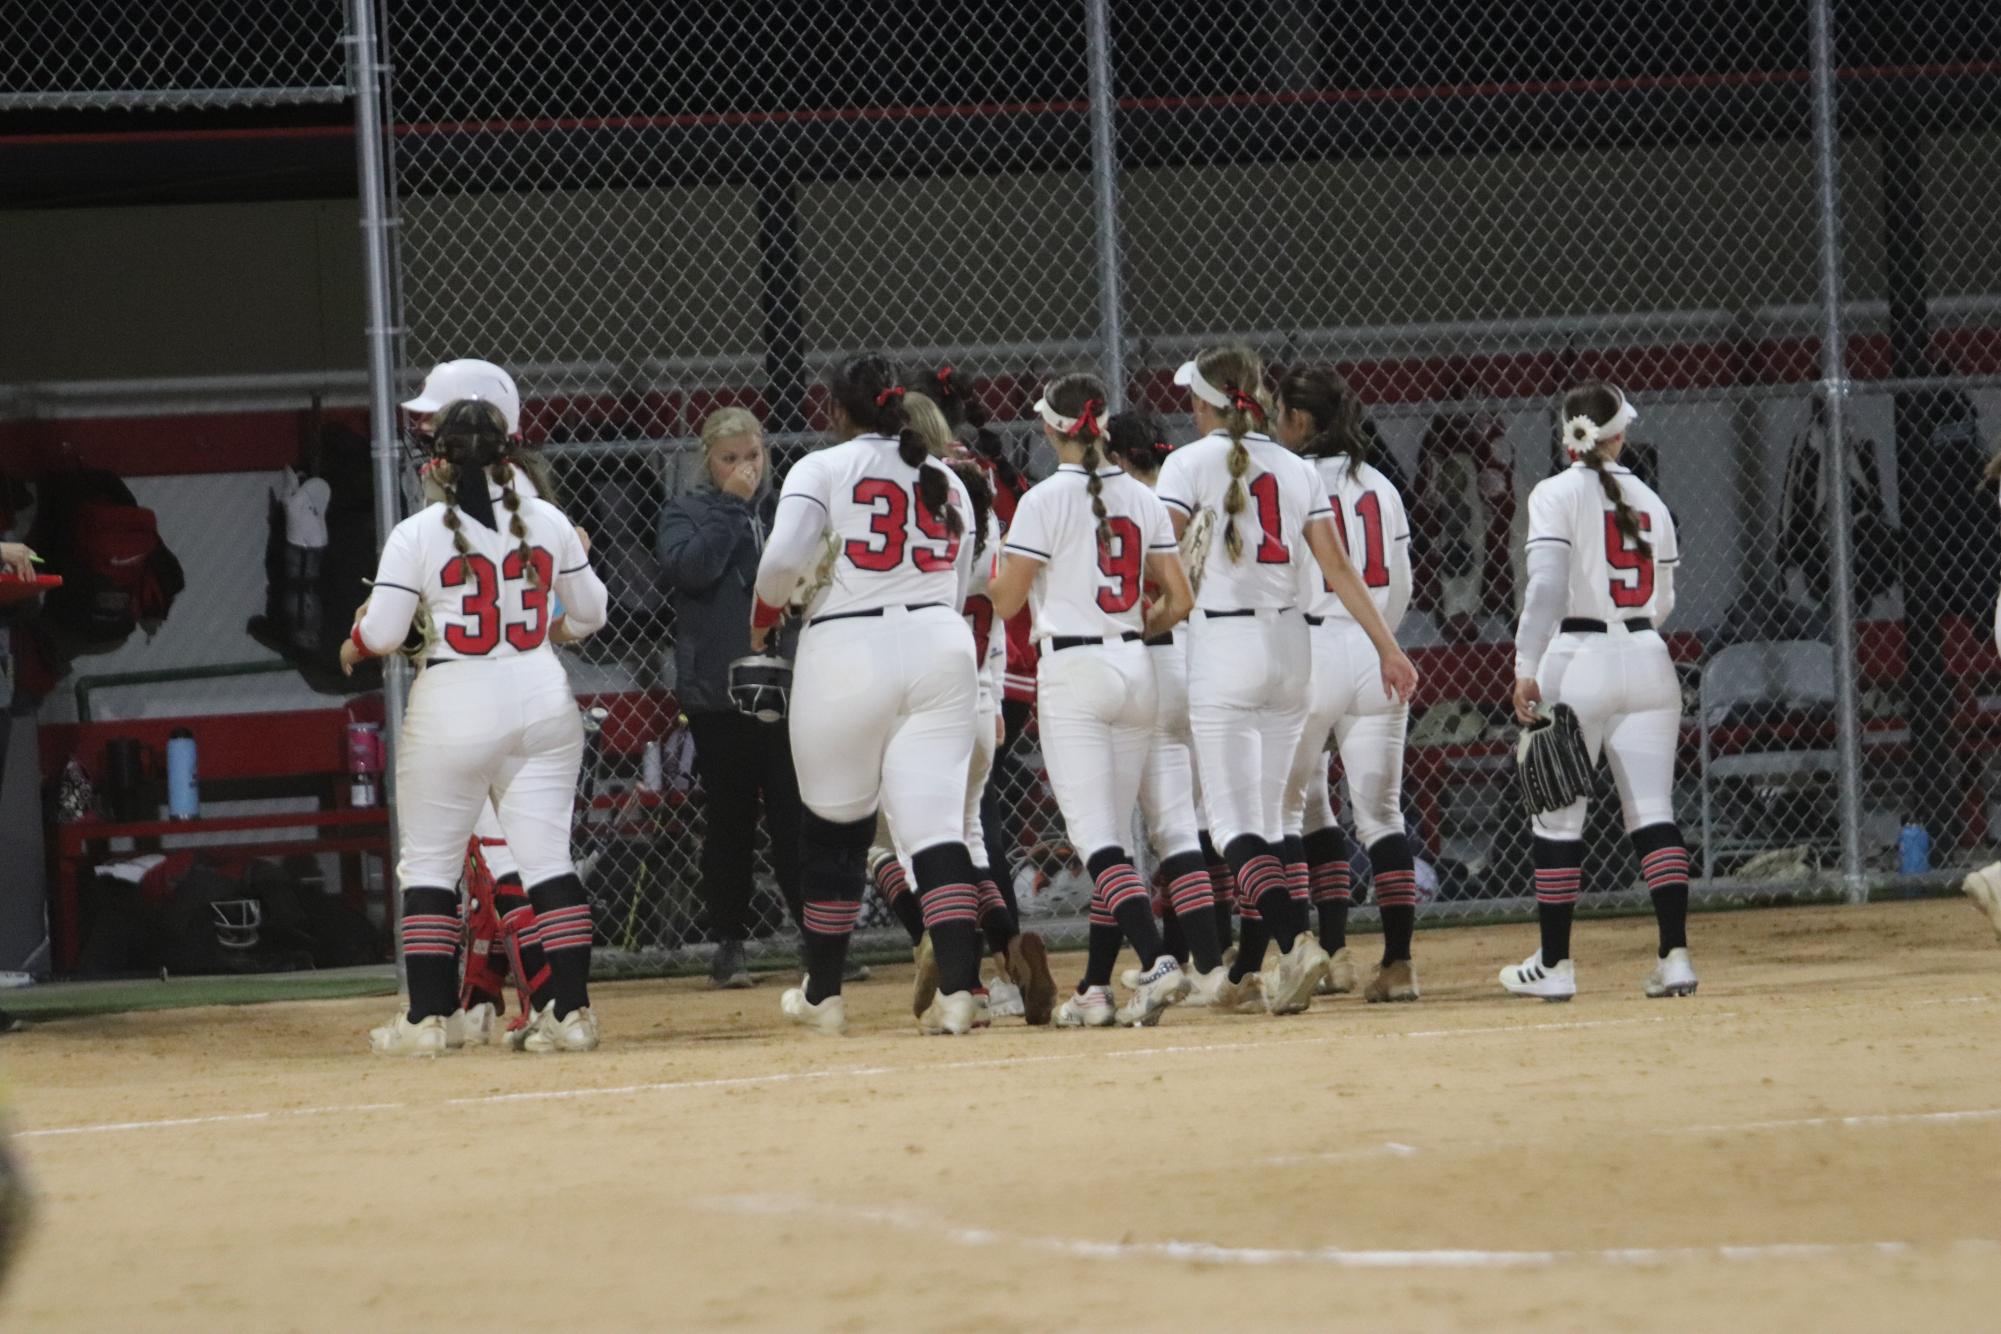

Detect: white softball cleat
[1643, 947, 1699, 998]
[1054, 984, 1116, 1028]
[369, 1012, 448, 1057]
[1499, 950, 1576, 1002]
[1182, 965, 1230, 1007]
[918, 989, 983, 1036]
[1262, 939, 1330, 1015]
[1363, 959, 1420, 1004]
[985, 976, 1026, 1020]
[447, 1002, 497, 1048]
[1961, 863, 2001, 942]
[1208, 970, 1266, 1015]
[781, 984, 847, 1036]
[520, 1003, 600, 1053]
[1316, 946, 1357, 996]
[1116, 956, 1191, 1027]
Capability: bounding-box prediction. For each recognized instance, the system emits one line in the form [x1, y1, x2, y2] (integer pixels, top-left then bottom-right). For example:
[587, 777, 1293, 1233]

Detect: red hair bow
[1075, 398, 1104, 440]
[1225, 384, 1265, 421]
[874, 386, 907, 407]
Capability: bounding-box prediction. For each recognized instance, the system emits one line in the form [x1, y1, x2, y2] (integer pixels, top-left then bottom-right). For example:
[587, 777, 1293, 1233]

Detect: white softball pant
[1533, 627, 1681, 840]
[1286, 619, 1409, 847]
[395, 649, 584, 891]
[1139, 638, 1202, 860]
[1036, 637, 1157, 858]
[791, 604, 975, 855]
[1186, 608, 1310, 848]
[472, 801, 519, 880]
[877, 684, 997, 871]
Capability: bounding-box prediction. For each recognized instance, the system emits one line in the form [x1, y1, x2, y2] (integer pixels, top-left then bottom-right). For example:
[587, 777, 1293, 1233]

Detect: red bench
[41, 703, 392, 975]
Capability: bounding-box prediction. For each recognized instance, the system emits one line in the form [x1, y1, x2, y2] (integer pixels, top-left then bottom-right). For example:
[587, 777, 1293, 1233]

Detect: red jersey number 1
[1247, 472, 1290, 564]
[1605, 511, 1655, 608]
[1328, 491, 1391, 590]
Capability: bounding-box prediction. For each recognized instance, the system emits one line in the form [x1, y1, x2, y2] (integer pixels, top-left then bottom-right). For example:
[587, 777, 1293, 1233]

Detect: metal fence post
[1084, 0, 1126, 409]
[347, 0, 411, 969]
[1807, 0, 1867, 902]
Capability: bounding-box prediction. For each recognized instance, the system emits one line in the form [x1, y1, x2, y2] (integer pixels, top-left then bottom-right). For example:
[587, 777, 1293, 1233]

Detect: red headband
[1075, 398, 1104, 441]
[874, 386, 906, 408]
[935, 365, 955, 387]
[1152, 439, 1172, 458]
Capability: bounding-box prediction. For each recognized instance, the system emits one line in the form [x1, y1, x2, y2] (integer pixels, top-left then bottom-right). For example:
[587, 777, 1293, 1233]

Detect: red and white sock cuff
[1641, 846, 1690, 892]
[803, 900, 863, 936]
[1284, 862, 1310, 903]
[536, 903, 594, 951]
[974, 877, 1007, 921]
[874, 858, 911, 902]
[1094, 864, 1148, 914]
[1373, 868, 1419, 908]
[403, 912, 460, 959]
[1533, 867, 1582, 905]
[1309, 861, 1352, 905]
[1235, 854, 1287, 910]
[1168, 870, 1214, 918]
[920, 883, 980, 928]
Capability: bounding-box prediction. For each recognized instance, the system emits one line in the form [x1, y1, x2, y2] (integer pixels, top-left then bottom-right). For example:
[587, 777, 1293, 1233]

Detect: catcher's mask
[211, 898, 264, 951]
[728, 654, 792, 723]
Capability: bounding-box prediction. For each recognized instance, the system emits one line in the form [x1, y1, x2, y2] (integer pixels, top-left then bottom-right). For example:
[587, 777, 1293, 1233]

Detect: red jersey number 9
[1096, 516, 1143, 613]
[1605, 511, 1655, 608]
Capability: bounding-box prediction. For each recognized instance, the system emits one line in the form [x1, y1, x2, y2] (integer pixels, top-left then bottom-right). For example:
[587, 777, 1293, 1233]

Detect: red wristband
[751, 596, 784, 631]
[350, 622, 377, 658]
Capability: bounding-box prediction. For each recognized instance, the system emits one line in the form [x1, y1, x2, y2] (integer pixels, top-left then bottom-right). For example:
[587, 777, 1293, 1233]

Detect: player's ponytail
[1562, 381, 1650, 558]
[833, 354, 963, 539]
[1194, 346, 1270, 563]
[1279, 365, 1369, 470]
[497, 466, 541, 588]
[1040, 372, 1113, 550]
[432, 398, 510, 575]
[947, 459, 993, 563]
[1105, 410, 1170, 480]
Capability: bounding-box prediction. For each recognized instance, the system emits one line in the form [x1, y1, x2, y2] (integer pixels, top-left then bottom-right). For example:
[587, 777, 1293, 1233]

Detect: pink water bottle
[346, 722, 384, 807]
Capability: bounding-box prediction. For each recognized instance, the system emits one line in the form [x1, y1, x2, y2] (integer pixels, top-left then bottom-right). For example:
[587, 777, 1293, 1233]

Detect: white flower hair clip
[1563, 414, 1599, 457]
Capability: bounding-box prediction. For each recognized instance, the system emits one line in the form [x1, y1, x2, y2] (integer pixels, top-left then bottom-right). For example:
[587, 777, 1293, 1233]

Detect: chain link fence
[373, 0, 2001, 973]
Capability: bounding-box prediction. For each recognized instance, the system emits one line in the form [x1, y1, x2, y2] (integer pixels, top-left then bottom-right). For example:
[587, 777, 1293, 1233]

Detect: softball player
[344, 399, 608, 1056]
[1102, 411, 1235, 1003]
[987, 374, 1196, 1027]
[1157, 345, 1418, 1015]
[1274, 367, 1422, 1004]
[1502, 382, 1695, 1000]
[752, 355, 986, 1037]
[1960, 457, 2001, 939]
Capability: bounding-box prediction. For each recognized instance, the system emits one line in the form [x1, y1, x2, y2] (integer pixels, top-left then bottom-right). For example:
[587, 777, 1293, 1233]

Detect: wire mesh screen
[378, 1, 2001, 974]
[0, 1, 349, 111]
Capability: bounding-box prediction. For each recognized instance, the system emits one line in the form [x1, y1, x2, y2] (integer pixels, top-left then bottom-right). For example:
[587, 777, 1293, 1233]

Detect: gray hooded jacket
[656, 469, 799, 714]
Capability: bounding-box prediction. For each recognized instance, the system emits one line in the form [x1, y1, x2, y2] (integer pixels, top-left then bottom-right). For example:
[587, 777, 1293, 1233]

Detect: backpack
[28, 468, 185, 650]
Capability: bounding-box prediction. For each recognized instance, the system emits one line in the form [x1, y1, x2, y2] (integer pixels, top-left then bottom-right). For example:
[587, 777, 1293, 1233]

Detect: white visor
[1173, 359, 1233, 409]
[1562, 388, 1640, 457]
[1033, 396, 1080, 434]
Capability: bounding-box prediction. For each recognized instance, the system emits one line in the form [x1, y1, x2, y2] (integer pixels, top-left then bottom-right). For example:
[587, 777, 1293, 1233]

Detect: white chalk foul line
[19, 1102, 406, 1140]
[701, 1193, 1999, 1271]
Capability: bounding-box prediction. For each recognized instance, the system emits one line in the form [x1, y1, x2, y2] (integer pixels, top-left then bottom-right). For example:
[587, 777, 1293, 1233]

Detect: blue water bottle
[1897, 821, 1931, 876]
[166, 728, 200, 821]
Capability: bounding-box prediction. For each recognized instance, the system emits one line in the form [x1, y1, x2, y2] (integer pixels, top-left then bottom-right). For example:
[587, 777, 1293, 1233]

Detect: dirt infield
[6, 899, 2001, 1332]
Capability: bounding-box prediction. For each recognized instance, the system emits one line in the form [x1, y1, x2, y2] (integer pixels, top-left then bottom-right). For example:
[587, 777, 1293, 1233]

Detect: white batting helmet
[402, 359, 523, 438]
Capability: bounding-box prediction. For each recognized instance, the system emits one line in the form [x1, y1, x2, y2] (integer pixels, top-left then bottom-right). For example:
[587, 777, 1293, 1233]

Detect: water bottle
[165, 728, 200, 820]
[346, 722, 384, 808]
[1898, 822, 1932, 876]
[640, 739, 663, 793]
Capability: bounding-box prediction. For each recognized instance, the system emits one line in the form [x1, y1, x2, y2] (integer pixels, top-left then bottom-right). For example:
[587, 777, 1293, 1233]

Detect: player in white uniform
[1157, 345, 1418, 1015]
[864, 394, 1056, 1026]
[1102, 412, 1235, 998]
[752, 355, 986, 1037]
[1501, 382, 1696, 1001]
[1273, 367, 1422, 1004]
[344, 399, 609, 1055]
[403, 359, 570, 1049]
[987, 374, 1197, 1027]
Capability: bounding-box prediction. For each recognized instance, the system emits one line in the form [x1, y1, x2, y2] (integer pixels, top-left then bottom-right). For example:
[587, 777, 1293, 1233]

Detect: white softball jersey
[1296, 454, 1412, 628]
[1002, 464, 1177, 641]
[1523, 462, 1680, 629]
[964, 509, 1006, 700]
[1155, 431, 1331, 611]
[756, 433, 974, 620]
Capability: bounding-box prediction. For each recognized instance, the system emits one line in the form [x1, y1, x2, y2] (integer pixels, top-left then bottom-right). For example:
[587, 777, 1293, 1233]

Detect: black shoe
[709, 941, 754, 990]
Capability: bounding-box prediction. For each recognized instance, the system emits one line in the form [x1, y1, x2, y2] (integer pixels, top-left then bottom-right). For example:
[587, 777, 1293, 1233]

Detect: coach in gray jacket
[657, 408, 804, 988]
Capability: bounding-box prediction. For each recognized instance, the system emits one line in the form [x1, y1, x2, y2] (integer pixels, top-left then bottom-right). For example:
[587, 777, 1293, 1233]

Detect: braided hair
[429, 399, 540, 585]
[1278, 366, 1368, 469]
[947, 459, 993, 563]
[831, 355, 962, 539]
[1194, 345, 1271, 562]
[1562, 381, 1649, 558]
[1042, 372, 1114, 550]
[1105, 409, 1171, 480]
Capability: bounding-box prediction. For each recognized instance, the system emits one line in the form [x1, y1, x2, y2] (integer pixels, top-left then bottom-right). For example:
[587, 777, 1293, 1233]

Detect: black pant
[686, 711, 804, 942]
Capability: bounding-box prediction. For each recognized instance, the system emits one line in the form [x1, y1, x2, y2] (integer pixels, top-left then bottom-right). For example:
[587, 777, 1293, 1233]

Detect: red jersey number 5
[1605, 511, 1655, 608]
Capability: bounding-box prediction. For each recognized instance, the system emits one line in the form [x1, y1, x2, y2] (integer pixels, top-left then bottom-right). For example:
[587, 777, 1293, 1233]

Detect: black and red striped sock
[974, 870, 1017, 954]
[1089, 849, 1163, 969]
[1160, 850, 1222, 972]
[801, 897, 862, 1004]
[400, 886, 460, 1022]
[527, 873, 593, 1016]
[1532, 837, 1583, 965]
[1200, 830, 1235, 953]
[1304, 827, 1351, 954]
[1367, 835, 1419, 965]
[494, 876, 553, 1011]
[1228, 835, 1300, 956]
[873, 854, 924, 946]
[913, 843, 983, 996]
[1632, 823, 1690, 957]
[1281, 835, 1311, 916]
[1083, 873, 1122, 989]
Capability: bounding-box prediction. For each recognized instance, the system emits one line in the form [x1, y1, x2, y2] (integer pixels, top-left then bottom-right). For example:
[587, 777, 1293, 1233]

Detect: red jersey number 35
[845, 480, 961, 573]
